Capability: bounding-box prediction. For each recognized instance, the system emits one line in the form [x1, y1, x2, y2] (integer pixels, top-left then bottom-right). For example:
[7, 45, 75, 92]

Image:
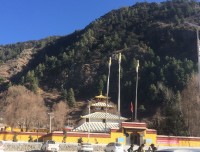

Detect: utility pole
[37, 122, 39, 142]
[48, 113, 54, 133]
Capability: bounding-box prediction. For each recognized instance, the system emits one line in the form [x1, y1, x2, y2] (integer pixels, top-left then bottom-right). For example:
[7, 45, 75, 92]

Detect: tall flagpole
[197, 29, 200, 92]
[185, 22, 200, 92]
[105, 57, 111, 132]
[118, 53, 121, 115]
[87, 103, 90, 143]
[134, 60, 139, 121]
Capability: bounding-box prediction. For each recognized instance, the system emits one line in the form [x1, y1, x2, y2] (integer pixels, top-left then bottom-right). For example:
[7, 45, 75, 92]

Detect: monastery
[0, 92, 199, 148]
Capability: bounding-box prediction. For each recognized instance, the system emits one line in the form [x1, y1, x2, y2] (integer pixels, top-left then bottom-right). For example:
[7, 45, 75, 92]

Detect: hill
[0, 0, 200, 136]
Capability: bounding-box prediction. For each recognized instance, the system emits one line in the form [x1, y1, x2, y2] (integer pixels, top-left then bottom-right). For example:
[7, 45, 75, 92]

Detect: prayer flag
[131, 102, 134, 113]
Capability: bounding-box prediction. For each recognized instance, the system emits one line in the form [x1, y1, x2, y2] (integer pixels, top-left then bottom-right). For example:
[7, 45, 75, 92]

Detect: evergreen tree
[35, 63, 45, 78]
[97, 79, 104, 94]
[5, 81, 12, 90]
[25, 70, 38, 92]
[61, 89, 67, 102]
[67, 88, 76, 107]
[62, 129, 67, 143]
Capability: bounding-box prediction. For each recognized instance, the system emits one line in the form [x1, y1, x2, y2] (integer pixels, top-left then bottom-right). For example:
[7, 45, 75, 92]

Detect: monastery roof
[73, 122, 119, 132]
[81, 112, 128, 120]
[91, 102, 114, 108]
[94, 91, 111, 100]
[95, 94, 107, 99]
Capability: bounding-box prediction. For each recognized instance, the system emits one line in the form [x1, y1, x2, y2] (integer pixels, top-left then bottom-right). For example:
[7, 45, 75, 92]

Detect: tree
[24, 70, 38, 92]
[28, 135, 33, 142]
[52, 101, 68, 130]
[150, 82, 187, 136]
[139, 105, 146, 112]
[62, 129, 67, 143]
[35, 63, 46, 78]
[161, 84, 187, 136]
[181, 74, 200, 136]
[5, 81, 12, 90]
[61, 89, 67, 102]
[3, 85, 48, 131]
[97, 79, 104, 94]
[67, 88, 76, 107]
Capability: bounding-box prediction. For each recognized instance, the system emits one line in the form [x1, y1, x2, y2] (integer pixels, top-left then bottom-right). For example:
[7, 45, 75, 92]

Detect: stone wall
[3, 142, 42, 151]
[3, 142, 105, 151]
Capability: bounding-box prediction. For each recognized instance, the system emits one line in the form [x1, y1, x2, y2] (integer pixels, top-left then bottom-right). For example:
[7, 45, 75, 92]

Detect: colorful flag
[109, 57, 111, 66]
[136, 60, 139, 73]
[118, 53, 121, 63]
[131, 102, 134, 113]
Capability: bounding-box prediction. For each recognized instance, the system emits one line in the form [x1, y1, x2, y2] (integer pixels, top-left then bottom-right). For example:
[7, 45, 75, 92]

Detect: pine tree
[61, 89, 67, 102]
[25, 70, 38, 92]
[62, 129, 67, 143]
[67, 88, 76, 107]
[98, 79, 104, 94]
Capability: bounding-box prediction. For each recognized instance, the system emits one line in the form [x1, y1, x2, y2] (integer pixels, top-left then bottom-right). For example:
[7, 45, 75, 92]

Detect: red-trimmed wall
[157, 135, 200, 147]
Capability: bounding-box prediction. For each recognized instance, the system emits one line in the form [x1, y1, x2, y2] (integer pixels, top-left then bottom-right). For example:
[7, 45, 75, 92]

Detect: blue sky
[0, 0, 163, 45]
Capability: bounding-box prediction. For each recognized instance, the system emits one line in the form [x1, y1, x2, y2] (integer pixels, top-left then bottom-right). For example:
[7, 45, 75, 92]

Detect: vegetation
[181, 74, 200, 136]
[3, 86, 48, 131]
[2, 85, 68, 132]
[0, 0, 200, 136]
[62, 129, 67, 143]
[67, 88, 76, 107]
[28, 135, 33, 142]
[13, 133, 18, 142]
[52, 101, 68, 130]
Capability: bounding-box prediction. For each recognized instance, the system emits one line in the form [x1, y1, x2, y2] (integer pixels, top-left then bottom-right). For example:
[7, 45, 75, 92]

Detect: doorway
[130, 132, 140, 145]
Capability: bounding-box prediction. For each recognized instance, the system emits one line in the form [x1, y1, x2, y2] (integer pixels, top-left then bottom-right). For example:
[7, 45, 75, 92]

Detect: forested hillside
[0, 0, 200, 136]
